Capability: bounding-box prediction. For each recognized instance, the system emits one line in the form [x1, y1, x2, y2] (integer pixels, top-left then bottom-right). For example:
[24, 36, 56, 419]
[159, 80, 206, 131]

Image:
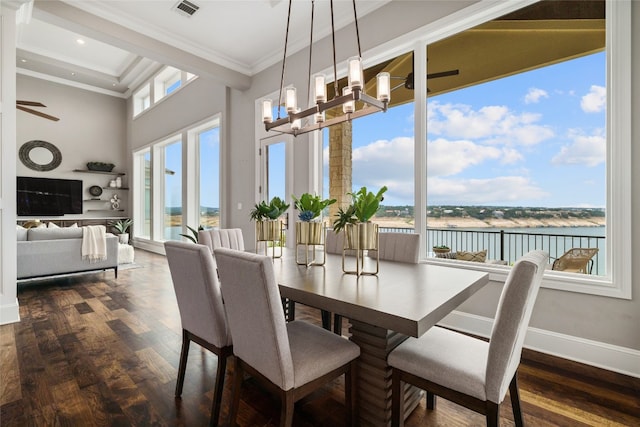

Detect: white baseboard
[0, 300, 20, 325]
[440, 311, 640, 379]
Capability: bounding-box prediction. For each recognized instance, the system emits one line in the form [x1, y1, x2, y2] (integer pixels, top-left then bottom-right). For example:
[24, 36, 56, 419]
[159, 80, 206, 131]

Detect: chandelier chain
[306, 0, 316, 111]
[278, 0, 294, 120]
[352, 0, 362, 58]
[330, 0, 339, 99]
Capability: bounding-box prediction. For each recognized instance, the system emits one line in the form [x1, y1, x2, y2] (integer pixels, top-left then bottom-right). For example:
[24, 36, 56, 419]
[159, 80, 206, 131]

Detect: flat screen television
[17, 176, 83, 216]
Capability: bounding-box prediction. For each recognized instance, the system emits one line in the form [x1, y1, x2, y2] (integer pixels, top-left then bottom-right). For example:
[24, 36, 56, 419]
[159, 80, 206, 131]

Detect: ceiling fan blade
[391, 82, 407, 92]
[17, 105, 60, 121]
[17, 100, 46, 107]
[427, 69, 460, 79]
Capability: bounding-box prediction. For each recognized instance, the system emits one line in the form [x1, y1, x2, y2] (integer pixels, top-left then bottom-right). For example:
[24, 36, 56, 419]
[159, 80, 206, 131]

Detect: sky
[324, 51, 606, 208]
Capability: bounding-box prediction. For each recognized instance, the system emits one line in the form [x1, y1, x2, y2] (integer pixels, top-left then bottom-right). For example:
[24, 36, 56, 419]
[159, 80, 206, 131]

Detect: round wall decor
[89, 185, 103, 197]
[19, 140, 62, 172]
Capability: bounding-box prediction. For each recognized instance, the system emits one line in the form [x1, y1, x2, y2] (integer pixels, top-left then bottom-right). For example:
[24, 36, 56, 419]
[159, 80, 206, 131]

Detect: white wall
[17, 75, 127, 218]
[1, 5, 20, 324]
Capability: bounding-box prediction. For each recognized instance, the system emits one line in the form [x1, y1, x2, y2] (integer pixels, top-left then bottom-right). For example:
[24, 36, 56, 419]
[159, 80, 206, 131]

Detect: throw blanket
[82, 225, 107, 263]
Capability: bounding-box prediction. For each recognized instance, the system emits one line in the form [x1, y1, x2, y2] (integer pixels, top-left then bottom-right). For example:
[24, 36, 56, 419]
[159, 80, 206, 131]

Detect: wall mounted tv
[17, 176, 83, 216]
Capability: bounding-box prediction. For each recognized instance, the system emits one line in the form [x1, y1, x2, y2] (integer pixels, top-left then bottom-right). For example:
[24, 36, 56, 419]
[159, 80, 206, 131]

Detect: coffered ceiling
[15, 0, 390, 97]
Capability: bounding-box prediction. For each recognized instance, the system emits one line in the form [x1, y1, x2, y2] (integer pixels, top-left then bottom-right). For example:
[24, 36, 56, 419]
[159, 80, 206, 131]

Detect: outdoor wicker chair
[552, 248, 599, 274]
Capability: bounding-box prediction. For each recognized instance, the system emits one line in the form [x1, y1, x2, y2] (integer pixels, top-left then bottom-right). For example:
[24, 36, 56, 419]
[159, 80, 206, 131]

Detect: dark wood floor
[2, 249, 638, 426]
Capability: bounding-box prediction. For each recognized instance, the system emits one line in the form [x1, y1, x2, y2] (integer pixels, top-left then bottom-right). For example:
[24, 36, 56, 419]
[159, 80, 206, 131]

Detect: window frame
[132, 66, 198, 118]
[131, 115, 223, 249]
[413, 0, 631, 299]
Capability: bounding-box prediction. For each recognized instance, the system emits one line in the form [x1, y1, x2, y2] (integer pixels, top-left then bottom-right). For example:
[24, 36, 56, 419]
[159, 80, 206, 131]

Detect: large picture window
[316, 0, 630, 298]
[132, 116, 222, 248]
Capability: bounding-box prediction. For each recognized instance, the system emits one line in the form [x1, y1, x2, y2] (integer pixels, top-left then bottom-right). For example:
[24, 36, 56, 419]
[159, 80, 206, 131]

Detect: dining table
[272, 251, 490, 427]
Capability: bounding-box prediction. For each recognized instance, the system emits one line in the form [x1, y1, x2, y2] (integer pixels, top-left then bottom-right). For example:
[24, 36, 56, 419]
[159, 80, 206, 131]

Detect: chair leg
[175, 330, 190, 397]
[288, 300, 295, 321]
[391, 369, 403, 427]
[209, 353, 228, 427]
[509, 373, 524, 427]
[345, 361, 357, 426]
[280, 391, 295, 427]
[426, 391, 436, 410]
[486, 401, 499, 427]
[229, 358, 244, 427]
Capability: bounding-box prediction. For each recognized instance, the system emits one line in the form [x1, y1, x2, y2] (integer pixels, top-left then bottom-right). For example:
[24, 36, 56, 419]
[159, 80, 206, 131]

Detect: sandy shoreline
[374, 216, 605, 229]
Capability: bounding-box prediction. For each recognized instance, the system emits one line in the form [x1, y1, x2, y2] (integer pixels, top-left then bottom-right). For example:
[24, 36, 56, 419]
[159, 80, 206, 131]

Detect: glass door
[259, 136, 293, 248]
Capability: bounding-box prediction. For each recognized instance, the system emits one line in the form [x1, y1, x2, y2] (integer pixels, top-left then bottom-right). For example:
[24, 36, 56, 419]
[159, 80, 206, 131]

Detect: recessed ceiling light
[76, 38, 85, 45]
[20, 59, 27, 63]
[112, 83, 117, 86]
[71, 72, 76, 76]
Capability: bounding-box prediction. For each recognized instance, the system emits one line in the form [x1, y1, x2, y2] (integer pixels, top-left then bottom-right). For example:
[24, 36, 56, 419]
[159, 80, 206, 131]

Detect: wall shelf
[73, 169, 125, 176]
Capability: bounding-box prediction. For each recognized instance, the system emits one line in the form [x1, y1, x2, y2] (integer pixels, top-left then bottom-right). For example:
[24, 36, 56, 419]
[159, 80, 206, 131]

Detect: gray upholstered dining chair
[198, 228, 245, 253]
[388, 250, 548, 427]
[214, 247, 361, 427]
[369, 232, 420, 264]
[164, 241, 232, 427]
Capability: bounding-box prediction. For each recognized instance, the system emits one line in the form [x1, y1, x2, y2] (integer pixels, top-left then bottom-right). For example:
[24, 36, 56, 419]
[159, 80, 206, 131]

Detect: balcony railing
[378, 226, 606, 275]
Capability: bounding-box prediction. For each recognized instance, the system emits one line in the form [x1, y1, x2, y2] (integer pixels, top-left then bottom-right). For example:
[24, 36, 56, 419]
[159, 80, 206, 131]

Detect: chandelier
[262, 0, 390, 136]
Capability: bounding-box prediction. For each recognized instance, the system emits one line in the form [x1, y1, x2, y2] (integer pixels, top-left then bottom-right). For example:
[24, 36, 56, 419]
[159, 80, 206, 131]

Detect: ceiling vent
[173, 0, 199, 17]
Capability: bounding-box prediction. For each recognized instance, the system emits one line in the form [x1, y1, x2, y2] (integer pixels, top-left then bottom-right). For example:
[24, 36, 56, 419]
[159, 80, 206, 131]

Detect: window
[198, 125, 220, 228]
[132, 66, 197, 117]
[162, 140, 182, 241]
[133, 149, 152, 239]
[133, 83, 151, 116]
[315, 0, 630, 297]
[154, 66, 182, 102]
[132, 116, 222, 248]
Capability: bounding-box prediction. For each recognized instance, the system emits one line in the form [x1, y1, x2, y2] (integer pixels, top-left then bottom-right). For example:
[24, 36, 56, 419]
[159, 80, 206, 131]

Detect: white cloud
[427, 176, 549, 205]
[524, 88, 549, 104]
[580, 85, 606, 113]
[500, 148, 524, 164]
[427, 101, 554, 146]
[427, 138, 501, 176]
[551, 133, 606, 167]
[351, 137, 415, 204]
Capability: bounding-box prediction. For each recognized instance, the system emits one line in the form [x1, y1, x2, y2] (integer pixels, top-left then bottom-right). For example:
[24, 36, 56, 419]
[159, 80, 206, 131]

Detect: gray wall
[128, 76, 227, 150]
[17, 75, 127, 217]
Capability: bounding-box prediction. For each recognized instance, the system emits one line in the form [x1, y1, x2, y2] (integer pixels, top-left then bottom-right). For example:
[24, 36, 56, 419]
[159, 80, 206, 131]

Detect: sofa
[17, 227, 119, 280]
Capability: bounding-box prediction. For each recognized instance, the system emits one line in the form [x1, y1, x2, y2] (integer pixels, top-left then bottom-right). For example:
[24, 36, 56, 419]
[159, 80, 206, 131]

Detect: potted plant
[292, 193, 336, 245]
[250, 196, 290, 242]
[109, 218, 133, 244]
[433, 245, 451, 255]
[179, 225, 205, 243]
[333, 186, 387, 250]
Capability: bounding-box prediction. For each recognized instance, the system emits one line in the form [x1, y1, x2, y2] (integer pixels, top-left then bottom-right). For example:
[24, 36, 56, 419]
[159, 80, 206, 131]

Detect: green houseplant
[109, 218, 133, 244]
[332, 186, 387, 275]
[250, 197, 290, 242]
[292, 193, 336, 246]
[179, 225, 205, 244]
[333, 186, 387, 232]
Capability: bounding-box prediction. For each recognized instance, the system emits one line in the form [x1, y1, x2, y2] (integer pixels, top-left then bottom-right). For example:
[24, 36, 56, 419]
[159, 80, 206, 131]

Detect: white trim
[417, 0, 631, 299]
[605, 0, 632, 299]
[440, 311, 640, 379]
[0, 301, 20, 325]
[17, 67, 127, 98]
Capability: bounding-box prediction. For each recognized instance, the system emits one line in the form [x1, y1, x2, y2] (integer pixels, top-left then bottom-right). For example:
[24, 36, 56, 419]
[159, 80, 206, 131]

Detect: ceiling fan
[389, 53, 459, 93]
[16, 100, 60, 122]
